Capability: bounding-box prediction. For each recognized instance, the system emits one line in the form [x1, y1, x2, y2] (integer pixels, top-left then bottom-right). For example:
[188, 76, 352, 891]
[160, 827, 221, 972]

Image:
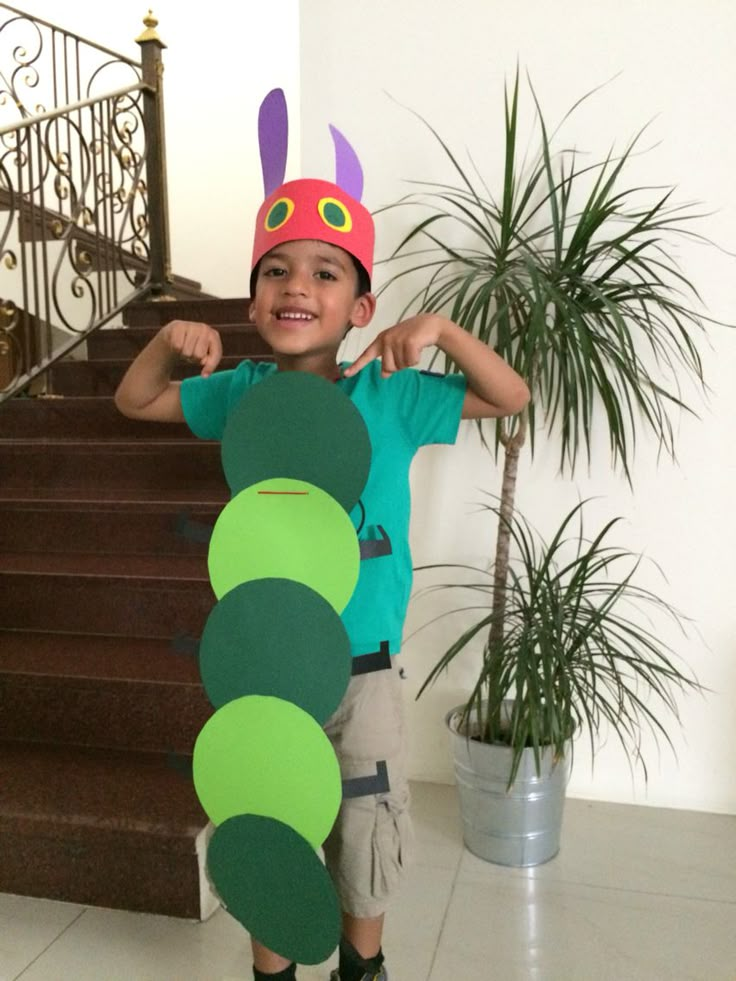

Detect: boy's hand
[161, 320, 223, 378]
[343, 314, 446, 379]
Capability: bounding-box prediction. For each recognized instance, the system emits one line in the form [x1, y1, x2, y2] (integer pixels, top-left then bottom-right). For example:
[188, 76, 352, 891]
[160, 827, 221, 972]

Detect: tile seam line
[12, 905, 87, 981]
[465, 871, 736, 908]
[426, 846, 465, 980]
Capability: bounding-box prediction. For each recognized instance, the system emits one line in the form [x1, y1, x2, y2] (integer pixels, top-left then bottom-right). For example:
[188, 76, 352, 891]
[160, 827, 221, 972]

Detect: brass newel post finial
[137, 8, 171, 294]
[136, 10, 166, 47]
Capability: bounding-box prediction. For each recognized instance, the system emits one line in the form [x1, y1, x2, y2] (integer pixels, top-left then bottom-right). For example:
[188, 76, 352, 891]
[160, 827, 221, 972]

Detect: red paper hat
[251, 90, 374, 284]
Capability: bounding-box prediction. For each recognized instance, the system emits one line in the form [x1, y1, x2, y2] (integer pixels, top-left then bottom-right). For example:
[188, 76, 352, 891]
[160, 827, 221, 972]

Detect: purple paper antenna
[329, 125, 364, 202]
[258, 88, 289, 198]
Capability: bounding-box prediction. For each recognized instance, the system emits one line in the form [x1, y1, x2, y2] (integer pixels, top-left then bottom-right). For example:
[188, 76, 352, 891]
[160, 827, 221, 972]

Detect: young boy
[115, 174, 529, 981]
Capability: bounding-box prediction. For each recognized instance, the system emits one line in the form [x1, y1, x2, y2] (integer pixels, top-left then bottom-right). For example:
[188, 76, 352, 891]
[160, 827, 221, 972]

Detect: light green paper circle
[207, 478, 359, 613]
[192, 695, 342, 849]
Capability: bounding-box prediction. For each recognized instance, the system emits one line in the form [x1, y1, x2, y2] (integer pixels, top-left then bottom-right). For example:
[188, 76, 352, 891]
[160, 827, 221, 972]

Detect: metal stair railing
[0, 6, 171, 401]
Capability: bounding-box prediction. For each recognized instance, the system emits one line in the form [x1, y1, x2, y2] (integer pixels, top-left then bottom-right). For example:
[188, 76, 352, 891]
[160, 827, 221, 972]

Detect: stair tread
[0, 396, 197, 441]
[0, 441, 226, 495]
[0, 631, 202, 684]
[0, 486, 228, 506]
[0, 489, 226, 508]
[0, 740, 205, 841]
[56, 355, 247, 367]
[101, 322, 256, 331]
[0, 500, 220, 516]
[122, 297, 254, 326]
[0, 437, 218, 448]
[46, 356, 264, 396]
[0, 550, 210, 578]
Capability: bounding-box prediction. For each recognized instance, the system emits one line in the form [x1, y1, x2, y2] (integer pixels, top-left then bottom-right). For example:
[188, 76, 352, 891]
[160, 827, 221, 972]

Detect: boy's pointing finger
[343, 337, 382, 377]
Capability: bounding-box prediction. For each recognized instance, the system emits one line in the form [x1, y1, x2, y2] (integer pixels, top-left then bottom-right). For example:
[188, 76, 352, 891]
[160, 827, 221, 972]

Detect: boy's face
[249, 240, 375, 362]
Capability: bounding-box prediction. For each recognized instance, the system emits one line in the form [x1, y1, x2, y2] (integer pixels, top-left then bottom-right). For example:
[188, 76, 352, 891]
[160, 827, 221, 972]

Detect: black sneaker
[328, 969, 389, 981]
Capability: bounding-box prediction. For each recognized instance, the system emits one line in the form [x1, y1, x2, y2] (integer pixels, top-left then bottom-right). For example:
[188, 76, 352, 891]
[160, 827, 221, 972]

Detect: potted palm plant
[378, 73, 712, 865]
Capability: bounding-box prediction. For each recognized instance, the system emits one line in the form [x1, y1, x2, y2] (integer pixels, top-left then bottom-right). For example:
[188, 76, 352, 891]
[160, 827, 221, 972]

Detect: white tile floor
[2, 783, 735, 981]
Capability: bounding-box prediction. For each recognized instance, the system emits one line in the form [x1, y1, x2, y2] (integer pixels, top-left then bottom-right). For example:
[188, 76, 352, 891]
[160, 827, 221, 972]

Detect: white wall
[301, 0, 736, 814]
[12, 0, 301, 296]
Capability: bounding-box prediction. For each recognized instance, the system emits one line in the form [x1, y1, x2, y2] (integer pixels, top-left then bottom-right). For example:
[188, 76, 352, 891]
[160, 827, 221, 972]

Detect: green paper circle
[207, 478, 360, 613]
[267, 200, 289, 229]
[323, 201, 347, 228]
[199, 578, 351, 721]
[192, 695, 342, 848]
[207, 813, 341, 965]
[221, 371, 371, 509]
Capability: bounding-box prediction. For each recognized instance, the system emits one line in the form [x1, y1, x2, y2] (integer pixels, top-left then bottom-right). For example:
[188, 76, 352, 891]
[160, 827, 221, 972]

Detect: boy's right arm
[114, 320, 223, 422]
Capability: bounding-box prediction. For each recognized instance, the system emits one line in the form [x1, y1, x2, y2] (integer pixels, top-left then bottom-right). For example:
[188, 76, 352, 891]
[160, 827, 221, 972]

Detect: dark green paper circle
[267, 200, 289, 228]
[199, 578, 351, 721]
[207, 813, 341, 965]
[221, 371, 371, 509]
[323, 201, 347, 228]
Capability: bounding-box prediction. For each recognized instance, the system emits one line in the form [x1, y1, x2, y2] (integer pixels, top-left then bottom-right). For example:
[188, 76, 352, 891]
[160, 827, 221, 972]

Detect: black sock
[253, 964, 296, 981]
[338, 936, 384, 981]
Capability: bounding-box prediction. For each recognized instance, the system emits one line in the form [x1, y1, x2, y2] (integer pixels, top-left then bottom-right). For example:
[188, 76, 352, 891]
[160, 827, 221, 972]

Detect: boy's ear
[350, 292, 376, 330]
[248, 300, 256, 321]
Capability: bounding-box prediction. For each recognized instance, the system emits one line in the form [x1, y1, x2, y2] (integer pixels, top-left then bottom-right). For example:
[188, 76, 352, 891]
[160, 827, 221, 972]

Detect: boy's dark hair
[249, 254, 371, 300]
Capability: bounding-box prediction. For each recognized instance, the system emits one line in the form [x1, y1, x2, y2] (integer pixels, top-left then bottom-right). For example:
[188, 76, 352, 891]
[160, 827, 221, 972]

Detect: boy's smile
[249, 239, 375, 377]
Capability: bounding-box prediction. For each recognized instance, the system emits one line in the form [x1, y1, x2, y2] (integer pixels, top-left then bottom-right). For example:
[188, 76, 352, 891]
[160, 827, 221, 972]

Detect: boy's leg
[251, 939, 294, 977]
[323, 661, 412, 978]
[341, 911, 384, 959]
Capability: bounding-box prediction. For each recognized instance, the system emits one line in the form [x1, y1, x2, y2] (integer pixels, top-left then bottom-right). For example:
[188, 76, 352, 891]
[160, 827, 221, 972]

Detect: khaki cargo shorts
[322, 658, 413, 919]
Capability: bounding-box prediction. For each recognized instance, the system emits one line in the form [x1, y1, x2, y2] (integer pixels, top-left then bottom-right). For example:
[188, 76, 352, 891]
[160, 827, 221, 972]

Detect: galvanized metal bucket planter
[446, 703, 571, 867]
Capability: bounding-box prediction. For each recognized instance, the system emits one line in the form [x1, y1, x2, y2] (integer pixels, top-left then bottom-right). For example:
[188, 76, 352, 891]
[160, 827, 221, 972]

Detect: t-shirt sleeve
[180, 361, 264, 440]
[394, 368, 467, 447]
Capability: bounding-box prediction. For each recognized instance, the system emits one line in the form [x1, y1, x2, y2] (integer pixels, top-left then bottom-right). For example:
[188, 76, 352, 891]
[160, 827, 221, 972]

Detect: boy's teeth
[279, 312, 312, 320]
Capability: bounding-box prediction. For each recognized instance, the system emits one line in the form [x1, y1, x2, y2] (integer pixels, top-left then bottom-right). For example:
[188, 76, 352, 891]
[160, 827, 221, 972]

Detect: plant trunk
[484, 408, 528, 741]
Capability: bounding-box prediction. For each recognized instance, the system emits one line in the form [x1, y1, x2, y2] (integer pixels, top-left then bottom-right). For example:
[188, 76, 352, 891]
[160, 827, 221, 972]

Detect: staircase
[0, 298, 272, 918]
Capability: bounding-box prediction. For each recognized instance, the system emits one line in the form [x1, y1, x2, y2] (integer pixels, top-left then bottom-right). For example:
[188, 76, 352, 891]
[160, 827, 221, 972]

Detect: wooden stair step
[0, 397, 196, 441]
[0, 741, 210, 918]
[0, 503, 216, 554]
[122, 297, 255, 329]
[0, 630, 202, 683]
[0, 631, 210, 753]
[0, 440, 228, 495]
[0, 550, 209, 577]
[46, 355, 252, 397]
[88, 322, 270, 360]
[0, 485, 229, 507]
[0, 564, 213, 636]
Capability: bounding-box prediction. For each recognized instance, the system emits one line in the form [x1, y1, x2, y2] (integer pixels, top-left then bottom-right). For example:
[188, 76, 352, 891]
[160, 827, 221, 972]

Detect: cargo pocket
[370, 795, 413, 901]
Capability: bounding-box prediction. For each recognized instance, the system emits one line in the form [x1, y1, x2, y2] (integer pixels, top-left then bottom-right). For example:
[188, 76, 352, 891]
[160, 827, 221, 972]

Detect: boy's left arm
[344, 313, 530, 419]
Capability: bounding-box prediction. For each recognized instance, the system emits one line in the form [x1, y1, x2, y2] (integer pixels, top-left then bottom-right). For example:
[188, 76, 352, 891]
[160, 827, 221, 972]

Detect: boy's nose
[283, 271, 309, 295]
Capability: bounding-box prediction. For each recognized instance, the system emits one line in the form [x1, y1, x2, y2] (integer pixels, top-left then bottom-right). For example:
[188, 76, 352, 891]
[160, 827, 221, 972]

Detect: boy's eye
[316, 270, 337, 281]
[263, 267, 286, 277]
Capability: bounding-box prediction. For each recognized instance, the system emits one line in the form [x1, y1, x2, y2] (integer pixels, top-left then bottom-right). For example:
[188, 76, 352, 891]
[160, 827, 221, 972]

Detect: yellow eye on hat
[317, 197, 352, 233]
[265, 197, 295, 232]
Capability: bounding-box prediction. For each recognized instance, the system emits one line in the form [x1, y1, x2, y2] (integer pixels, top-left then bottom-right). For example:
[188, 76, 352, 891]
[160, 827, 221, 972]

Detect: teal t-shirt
[180, 359, 466, 656]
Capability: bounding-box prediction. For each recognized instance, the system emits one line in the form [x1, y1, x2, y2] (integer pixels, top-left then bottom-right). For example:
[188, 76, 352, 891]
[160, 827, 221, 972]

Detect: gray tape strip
[359, 525, 392, 560]
[166, 752, 193, 778]
[351, 642, 392, 676]
[175, 512, 214, 544]
[171, 633, 200, 657]
[341, 760, 390, 799]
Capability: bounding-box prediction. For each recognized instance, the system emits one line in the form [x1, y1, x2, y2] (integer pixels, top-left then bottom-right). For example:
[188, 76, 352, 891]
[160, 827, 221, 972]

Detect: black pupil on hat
[267, 200, 289, 229]
[323, 202, 346, 228]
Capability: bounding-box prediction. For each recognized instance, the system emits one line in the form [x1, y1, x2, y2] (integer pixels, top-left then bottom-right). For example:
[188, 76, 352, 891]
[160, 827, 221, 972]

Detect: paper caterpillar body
[190, 91, 374, 965]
